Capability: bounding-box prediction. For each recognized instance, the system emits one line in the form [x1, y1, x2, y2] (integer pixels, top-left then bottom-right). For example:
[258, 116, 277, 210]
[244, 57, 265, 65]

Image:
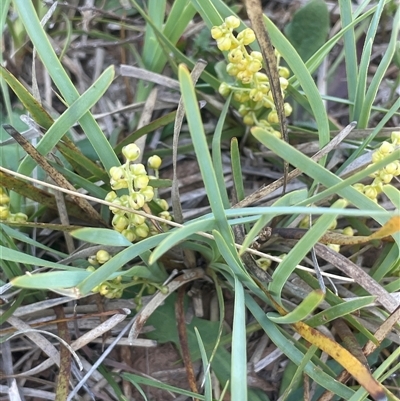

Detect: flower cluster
[87, 249, 168, 303]
[353, 131, 400, 202]
[105, 144, 171, 242]
[0, 187, 28, 223]
[211, 16, 292, 137]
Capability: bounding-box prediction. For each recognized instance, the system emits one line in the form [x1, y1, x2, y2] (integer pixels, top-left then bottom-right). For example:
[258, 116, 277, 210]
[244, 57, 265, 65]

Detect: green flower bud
[156, 199, 169, 211]
[135, 223, 150, 238]
[131, 213, 146, 226]
[86, 266, 96, 272]
[112, 214, 129, 232]
[243, 113, 255, 125]
[122, 229, 136, 242]
[105, 191, 118, 203]
[122, 143, 140, 161]
[278, 66, 290, 79]
[96, 250, 111, 264]
[159, 211, 172, 221]
[88, 255, 99, 266]
[128, 192, 145, 209]
[147, 155, 162, 170]
[14, 213, 28, 223]
[256, 257, 272, 271]
[219, 82, 231, 97]
[342, 226, 354, 236]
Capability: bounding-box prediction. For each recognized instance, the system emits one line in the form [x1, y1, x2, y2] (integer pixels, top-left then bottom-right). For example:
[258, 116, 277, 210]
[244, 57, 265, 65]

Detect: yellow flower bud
[327, 244, 341, 253]
[156, 198, 169, 211]
[248, 59, 262, 73]
[379, 141, 394, 155]
[228, 48, 243, 63]
[130, 163, 147, 176]
[217, 36, 232, 51]
[237, 70, 253, 84]
[249, 88, 263, 102]
[237, 28, 255, 45]
[363, 185, 378, 200]
[278, 66, 290, 79]
[226, 63, 239, 77]
[211, 26, 224, 39]
[251, 51, 263, 61]
[122, 143, 140, 161]
[14, 213, 28, 223]
[371, 151, 384, 163]
[134, 175, 150, 189]
[110, 178, 128, 190]
[279, 77, 289, 90]
[128, 192, 145, 209]
[378, 172, 393, 184]
[342, 226, 354, 236]
[390, 131, 400, 145]
[267, 111, 279, 124]
[131, 213, 146, 226]
[0, 206, 9, 219]
[352, 183, 365, 192]
[284, 102, 293, 117]
[105, 191, 118, 203]
[384, 162, 398, 175]
[225, 16, 240, 29]
[159, 210, 172, 221]
[88, 255, 98, 266]
[243, 113, 255, 125]
[122, 229, 136, 242]
[112, 214, 129, 232]
[147, 155, 162, 170]
[271, 130, 282, 139]
[140, 186, 154, 202]
[135, 223, 150, 238]
[110, 166, 125, 181]
[0, 193, 10, 205]
[96, 250, 111, 264]
[256, 257, 272, 271]
[99, 283, 110, 296]
[219, 82, 231, 97]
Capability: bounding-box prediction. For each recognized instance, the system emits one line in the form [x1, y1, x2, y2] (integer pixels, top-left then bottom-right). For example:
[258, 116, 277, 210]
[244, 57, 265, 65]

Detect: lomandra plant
[1, 1, 400, 401]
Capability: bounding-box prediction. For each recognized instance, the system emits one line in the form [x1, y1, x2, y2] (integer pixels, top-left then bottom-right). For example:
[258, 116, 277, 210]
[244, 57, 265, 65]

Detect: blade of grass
[212, 94, 232, 208]
[17, 65, 115, 176]
[231, 276, 247, 401]
[339, 0, 358, 119]
[178, 64, 232, 240]
[244, 293, 354, 399]
[269, 199, 348, 300]
[13, 0, 119, 171]
[194, 328, 213, 401]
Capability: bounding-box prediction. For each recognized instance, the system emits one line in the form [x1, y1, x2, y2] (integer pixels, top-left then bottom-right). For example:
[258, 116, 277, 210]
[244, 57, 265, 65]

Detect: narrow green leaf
[149, 217, 215, 264]
[71, 228, 133, 247]
[11, 271, 89, 289]
[231, 276, 247, 401]
[267, 290, 325, 324]
[13, 0, 120, 171]
[178, 64, 232, 239]
[305, 296, 376, 327]
[77, 233, 169, 295]
[194, 328, 213, 401]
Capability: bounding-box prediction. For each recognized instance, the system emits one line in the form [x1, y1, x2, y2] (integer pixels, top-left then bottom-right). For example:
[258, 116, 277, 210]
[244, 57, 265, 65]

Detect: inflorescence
[211, 16, 292, 137]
